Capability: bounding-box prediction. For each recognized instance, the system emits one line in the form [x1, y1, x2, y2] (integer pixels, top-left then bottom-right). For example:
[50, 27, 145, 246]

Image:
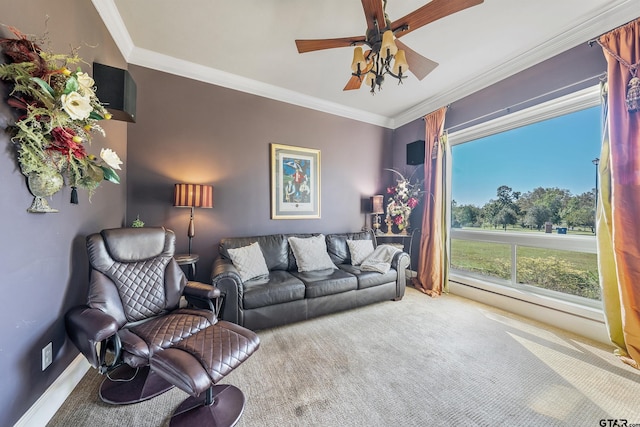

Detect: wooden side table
[374, 229, 420, 270]
[174, 253, 199, 280]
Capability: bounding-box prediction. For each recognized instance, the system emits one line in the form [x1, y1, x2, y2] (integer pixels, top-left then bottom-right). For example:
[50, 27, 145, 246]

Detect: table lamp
[371, 195, 384, 235]
[173, 183, 213, 254]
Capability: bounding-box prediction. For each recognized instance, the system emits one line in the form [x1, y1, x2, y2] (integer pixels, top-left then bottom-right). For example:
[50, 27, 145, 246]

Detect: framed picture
[270, 143, 321, 219]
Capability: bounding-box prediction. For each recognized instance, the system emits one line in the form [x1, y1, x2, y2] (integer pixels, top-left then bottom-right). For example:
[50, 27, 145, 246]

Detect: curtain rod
[587, 17, 639, 46]
[437, 19, 635, 132]
[421, 104, 450, 120]
[443, 72, 605, 133]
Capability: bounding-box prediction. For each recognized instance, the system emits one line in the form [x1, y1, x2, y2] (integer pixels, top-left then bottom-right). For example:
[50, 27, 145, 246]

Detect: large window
[449, 86, 601, 307]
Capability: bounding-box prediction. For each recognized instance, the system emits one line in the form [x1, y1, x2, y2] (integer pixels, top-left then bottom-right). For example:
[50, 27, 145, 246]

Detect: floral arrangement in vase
[385, 168, 422, 234]
[0, 27, 122, 212]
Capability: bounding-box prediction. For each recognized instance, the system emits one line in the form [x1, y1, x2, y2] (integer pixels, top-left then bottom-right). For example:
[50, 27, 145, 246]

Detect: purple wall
[388, 42, 607, 267]
[0, 2, 127, 425]
[392, 42, 608, 153]
[389, 117, 425, 230]
[0, 4, 610, 425]
[126, 65, 393, 282]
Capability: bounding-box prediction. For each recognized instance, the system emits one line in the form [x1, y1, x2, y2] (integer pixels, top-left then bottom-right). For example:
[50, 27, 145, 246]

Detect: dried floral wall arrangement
[0, 27, 122, 212]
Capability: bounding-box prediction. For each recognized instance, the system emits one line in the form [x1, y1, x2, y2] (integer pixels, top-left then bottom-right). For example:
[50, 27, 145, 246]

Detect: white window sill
[449, 272, 605, 323]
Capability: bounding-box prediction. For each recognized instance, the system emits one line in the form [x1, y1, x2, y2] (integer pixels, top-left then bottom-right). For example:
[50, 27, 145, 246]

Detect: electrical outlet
[42, 342, 53, 371]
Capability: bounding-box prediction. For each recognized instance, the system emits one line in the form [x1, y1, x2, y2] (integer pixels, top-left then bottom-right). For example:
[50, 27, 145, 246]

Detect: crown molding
[91, 0, 135, 59]
[391, 0, 640, 128]
[126, 46, 394, 128]
[93, 0, 392, 128]
[93, 0, 638, 130]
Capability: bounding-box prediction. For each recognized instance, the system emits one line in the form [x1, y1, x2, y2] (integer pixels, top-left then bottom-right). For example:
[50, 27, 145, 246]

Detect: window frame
[447, 84, 603, 320]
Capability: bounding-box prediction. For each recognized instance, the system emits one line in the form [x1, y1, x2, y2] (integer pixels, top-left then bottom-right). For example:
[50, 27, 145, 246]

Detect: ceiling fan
[295, 0, 484, 93]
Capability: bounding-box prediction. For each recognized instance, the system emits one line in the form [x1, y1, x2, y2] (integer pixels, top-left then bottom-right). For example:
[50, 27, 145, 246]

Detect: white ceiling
[92, 0, 639, 129]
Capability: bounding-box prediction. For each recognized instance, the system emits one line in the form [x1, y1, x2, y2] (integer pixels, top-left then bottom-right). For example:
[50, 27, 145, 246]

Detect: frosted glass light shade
[393, 50, 409, 75]
[365, 72, 376, 87]
[380, 30, 398, 59]
[351, 47, 367, 73]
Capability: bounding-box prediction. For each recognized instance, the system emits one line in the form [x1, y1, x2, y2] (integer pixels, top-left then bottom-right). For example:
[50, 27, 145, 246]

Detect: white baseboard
[14, 354, 90, 427]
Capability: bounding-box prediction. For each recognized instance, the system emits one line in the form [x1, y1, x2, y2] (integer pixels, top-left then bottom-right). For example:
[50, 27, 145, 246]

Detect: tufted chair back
[66, 227, 260, 422]
[86, 227, 187, 328]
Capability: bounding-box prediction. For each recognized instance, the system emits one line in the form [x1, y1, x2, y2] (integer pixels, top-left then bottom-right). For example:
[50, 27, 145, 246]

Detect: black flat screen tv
[406, 140, 425, 165]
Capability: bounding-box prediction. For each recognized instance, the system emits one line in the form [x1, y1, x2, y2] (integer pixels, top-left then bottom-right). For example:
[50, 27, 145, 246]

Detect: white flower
[76, 72, 95, 98]
[60, 91, 92, 120]
[100, 148, 122, 170]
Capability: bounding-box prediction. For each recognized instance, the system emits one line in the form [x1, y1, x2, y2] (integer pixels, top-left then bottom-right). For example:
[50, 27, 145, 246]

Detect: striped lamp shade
[173, 184, 213, 208]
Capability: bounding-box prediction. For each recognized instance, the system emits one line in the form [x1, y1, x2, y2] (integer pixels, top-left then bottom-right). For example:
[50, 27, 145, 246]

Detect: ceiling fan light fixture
[380, 30, 398, 59]
[393, 49, 409, 75]
[295, 0, 485, 92]
[365, 72, 376, 88]
[351, 46, 367, 74]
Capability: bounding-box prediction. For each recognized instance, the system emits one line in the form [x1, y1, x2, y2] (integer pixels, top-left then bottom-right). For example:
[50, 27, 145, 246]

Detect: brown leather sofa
[211, 230, 409, 330]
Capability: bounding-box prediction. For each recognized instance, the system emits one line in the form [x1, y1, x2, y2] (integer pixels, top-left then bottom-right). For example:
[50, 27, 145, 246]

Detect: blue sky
[451, 106, 601, 207]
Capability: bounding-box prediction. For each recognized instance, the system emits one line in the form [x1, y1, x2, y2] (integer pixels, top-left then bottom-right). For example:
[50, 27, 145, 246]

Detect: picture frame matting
[270, 143, 321, 219]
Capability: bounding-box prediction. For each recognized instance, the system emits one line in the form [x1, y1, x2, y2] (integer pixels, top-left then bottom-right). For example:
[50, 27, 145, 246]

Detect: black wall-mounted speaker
[93, 62, 137, 123]
[406, 140, 425, 165]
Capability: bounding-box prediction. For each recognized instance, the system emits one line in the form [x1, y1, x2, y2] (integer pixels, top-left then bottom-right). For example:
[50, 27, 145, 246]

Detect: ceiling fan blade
[295, 36, 366, 53]
[395, 40, 438, 81]
[344, 75, 364, 91]
[391, 0, 484, 38]
[361, 0, 386, 32]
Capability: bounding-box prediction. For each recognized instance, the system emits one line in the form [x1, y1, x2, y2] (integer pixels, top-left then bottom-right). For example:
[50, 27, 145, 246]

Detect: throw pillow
[347, 239, 375, 266]
[288, 234, 336, 272]
[227, 242, 270, 282]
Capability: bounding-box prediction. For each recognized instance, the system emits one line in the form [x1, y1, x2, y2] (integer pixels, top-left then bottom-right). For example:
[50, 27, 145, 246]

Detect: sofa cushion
[288, 235, 336, 272]
[219, 234, 289, 271]
[284, 233, 315, 270]
[326, 231, 374, 265]
[338, 264, 398, 290]
[292, 268, 357, 298]
[227, 242, 270, 282]
[347, 239, 375, 266]
[242, 271, 306, 309]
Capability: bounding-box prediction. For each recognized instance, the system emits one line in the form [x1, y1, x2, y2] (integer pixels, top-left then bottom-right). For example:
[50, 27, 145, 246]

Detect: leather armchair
[66, 227, 260, 426]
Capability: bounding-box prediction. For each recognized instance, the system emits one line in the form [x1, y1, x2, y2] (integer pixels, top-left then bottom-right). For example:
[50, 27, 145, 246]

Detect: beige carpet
[48, 287, 640, 426]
